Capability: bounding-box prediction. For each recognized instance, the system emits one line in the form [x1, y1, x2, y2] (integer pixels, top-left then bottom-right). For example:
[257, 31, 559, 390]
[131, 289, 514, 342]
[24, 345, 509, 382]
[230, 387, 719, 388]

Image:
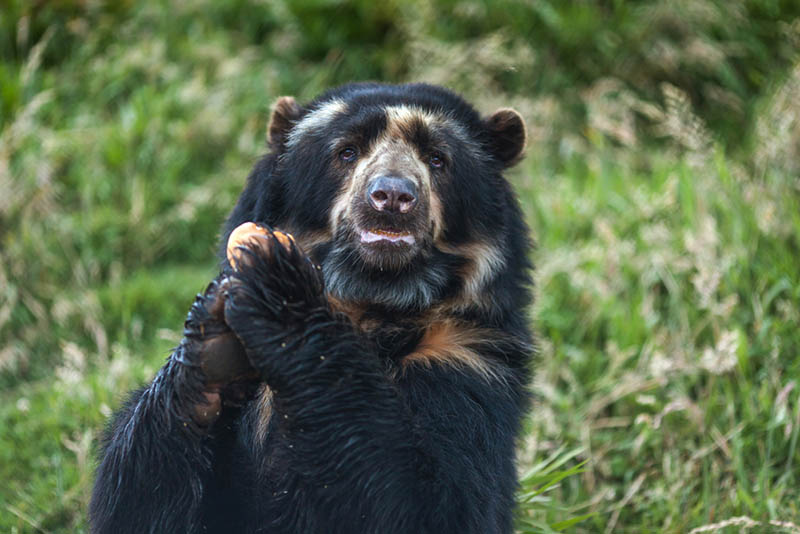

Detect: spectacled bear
[89, 82, 534, 534]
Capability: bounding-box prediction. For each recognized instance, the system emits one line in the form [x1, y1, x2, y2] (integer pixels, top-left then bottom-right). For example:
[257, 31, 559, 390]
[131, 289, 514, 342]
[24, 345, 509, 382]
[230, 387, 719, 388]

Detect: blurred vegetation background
[2, 0, 800, 532]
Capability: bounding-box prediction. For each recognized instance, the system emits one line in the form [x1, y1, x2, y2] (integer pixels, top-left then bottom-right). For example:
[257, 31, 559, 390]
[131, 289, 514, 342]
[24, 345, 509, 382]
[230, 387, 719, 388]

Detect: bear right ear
[267, 96, 305, 151]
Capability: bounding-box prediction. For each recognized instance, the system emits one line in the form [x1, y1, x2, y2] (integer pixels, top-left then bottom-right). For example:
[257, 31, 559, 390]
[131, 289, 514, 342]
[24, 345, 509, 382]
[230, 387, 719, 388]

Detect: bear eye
[339, 147, 358, 163]
[429, 152, 445, 169]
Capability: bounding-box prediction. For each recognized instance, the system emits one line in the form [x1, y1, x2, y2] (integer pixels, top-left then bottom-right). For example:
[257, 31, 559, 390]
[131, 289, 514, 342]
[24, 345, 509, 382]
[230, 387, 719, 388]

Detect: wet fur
[90, 82, 534, 534]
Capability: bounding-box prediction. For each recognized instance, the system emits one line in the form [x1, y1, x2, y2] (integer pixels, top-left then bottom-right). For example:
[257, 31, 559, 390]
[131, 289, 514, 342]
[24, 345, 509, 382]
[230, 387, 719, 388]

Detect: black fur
[90, 83, 534, 533]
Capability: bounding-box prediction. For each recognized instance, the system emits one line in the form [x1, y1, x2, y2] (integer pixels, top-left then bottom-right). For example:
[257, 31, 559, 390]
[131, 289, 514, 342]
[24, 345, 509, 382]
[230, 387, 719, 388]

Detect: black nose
[366, 176, 418, 214]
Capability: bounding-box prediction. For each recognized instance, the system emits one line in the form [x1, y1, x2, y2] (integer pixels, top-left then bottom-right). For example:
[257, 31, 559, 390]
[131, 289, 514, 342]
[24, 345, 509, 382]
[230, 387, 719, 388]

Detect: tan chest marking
[401, 320, 502, 380]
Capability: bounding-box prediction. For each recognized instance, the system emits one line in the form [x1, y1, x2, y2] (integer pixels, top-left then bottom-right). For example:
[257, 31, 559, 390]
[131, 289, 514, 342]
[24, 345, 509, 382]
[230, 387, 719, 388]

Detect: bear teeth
[374, 229, 403, 237]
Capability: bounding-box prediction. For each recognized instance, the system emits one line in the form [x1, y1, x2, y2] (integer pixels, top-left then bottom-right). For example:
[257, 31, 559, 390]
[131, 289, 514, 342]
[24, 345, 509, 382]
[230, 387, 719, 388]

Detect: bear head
[222, 83, 531, 315]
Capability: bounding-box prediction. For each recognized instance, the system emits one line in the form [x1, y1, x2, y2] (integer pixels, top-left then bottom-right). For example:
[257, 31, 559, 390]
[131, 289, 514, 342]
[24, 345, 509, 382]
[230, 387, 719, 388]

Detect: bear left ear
[484, 108, 527, 168]
[267, 96, 305, 151]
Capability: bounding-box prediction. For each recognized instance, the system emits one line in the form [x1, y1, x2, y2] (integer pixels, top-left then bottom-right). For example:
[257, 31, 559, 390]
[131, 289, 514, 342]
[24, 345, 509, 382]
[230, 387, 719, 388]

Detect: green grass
[516, 151, 800, 532]
[2, 1, 800, 533]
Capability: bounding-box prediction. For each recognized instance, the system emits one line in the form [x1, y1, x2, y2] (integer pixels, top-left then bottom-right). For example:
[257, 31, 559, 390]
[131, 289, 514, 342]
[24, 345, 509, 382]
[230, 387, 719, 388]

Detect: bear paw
[182, 276, 258, 382]
[222, 223, 326, 368]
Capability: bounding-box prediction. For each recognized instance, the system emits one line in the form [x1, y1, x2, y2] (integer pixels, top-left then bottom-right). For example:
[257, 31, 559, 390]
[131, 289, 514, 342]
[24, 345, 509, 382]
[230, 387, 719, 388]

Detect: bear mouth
[351, 223, 423, 270]
[358, 228, 416, 246]
[348, 194, 429, 269]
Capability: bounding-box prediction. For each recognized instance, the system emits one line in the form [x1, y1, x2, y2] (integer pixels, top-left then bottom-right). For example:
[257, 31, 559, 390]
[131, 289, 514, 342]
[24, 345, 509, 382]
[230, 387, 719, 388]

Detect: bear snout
[366, 175, 418, 214]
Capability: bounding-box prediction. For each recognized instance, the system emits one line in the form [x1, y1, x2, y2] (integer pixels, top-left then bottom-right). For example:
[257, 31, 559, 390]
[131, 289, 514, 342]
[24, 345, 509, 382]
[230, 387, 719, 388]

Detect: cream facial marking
[327, 105, 481, 245]
[461, 240, 506, 300]
[285, 99, 347, 150]
[384, 105, 438, 135]
[384, 105, 485, 163]
[328, 133, 433, 233]
[436, 239, 506, 308]
[329, 155, 371, 232]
